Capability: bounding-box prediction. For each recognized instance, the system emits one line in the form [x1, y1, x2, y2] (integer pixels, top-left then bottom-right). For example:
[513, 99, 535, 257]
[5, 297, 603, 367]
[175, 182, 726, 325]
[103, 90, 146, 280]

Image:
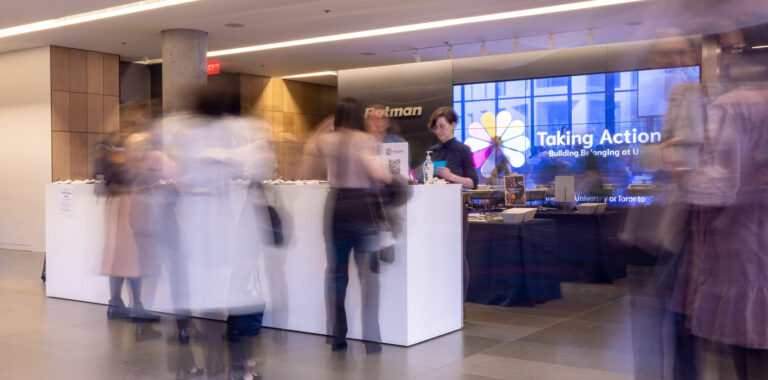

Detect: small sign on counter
[59, 186, 74, 217]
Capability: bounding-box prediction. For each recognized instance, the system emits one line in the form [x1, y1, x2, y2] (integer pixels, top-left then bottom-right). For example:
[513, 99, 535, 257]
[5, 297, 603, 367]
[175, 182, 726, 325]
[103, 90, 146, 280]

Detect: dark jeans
[324, 189, 382, 349]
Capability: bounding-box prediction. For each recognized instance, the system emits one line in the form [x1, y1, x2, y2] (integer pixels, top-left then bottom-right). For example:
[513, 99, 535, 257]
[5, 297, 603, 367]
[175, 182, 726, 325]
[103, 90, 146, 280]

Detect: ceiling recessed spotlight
[324, 9, 331, 13]
[225, 23, 244, 28]
[360, 52, 375, 56]
[121, 41, 127, 45]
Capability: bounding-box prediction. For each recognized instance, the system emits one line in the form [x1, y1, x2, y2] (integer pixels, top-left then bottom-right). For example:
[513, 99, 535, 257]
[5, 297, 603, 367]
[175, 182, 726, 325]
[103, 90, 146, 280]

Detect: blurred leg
[107, 277, 129, 319]
[673, 312, 699, 380]
[325, 238, 352, 349]
[356, 251, 381, 353]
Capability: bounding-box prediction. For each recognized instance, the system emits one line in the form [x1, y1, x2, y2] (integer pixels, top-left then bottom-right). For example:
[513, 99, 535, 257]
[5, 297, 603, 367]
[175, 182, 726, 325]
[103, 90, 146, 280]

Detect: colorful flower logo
[463, 111, 530, 175]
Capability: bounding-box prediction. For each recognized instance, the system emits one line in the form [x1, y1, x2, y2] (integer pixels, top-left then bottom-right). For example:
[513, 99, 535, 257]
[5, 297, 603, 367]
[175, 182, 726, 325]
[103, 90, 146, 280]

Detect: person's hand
[435, 166, 454, 181]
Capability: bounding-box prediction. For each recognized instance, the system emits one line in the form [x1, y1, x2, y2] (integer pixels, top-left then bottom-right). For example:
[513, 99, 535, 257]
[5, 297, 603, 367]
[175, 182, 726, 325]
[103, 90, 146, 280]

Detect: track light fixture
[548, 33, 554, 49]
[480, 41, 487, 56]
[513, 37, 520, 52]
[587, 28, 595, 45]
[445, 42, 453, 58]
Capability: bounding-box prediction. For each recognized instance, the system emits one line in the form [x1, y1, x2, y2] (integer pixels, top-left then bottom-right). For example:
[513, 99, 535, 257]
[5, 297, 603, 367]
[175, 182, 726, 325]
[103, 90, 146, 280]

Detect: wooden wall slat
[259, 78, 275, 111]
[69, 92, 88, 132]
[69, 49, 87, 93]
[86, 52, 104, 94]
[51, 91, 70, 132]
[51, 47, 70, 91]
[87, 94, 104, 133]
[103, 54, 119, 96]
[51, 132, 71, 181]
[70, 133, 89, 179]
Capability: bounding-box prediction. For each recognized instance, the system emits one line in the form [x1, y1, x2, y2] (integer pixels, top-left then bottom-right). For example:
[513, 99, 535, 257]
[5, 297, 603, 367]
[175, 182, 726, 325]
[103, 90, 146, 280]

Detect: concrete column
[161, 29, 207, 114]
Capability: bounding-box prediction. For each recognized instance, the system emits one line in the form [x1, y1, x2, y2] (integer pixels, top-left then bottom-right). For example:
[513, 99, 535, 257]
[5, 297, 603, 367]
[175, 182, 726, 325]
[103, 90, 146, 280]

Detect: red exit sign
[207, 62, 221, 75]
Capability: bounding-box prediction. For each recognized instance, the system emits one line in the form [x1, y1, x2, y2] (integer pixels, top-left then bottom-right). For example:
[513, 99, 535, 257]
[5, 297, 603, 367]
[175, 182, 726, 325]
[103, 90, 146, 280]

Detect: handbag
[365, 193, 396, 261]
[250, 182, 285, 247]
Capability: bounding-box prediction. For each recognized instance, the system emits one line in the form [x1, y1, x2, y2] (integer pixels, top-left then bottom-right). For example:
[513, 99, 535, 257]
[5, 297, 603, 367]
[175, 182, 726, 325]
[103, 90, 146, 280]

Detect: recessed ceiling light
[282, 71, 338, 79]
[205, 0, 643, 58]
[0, 0, 200, 39]
[225, 23, 244, 28]
[360, 52, 375, 56]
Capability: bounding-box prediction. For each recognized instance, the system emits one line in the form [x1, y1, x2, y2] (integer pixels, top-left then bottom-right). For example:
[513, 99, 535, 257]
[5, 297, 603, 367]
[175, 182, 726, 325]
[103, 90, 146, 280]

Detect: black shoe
[129, 304, 161, 323]
[107, 303, 130, 320]
[330, 341, 348, 351]
[178, 328, 190, 345]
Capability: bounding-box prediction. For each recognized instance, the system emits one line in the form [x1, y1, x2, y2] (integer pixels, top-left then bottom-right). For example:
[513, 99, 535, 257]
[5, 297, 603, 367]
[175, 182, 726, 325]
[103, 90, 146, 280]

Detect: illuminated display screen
[452, 66, 699, 205]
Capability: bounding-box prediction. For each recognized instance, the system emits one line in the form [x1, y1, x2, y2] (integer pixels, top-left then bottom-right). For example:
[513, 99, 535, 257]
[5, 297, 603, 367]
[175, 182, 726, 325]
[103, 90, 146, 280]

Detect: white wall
[0, 46, 51, 252]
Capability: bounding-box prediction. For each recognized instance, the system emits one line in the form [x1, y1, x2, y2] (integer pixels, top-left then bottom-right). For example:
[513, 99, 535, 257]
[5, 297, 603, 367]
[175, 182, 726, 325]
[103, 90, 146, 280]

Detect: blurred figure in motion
[162, 85, 275, 379]
[364, 104, 406, 143]
[623, 31, 707, 380]
[298, 115, 334, 180]
[317, 97, 392, 352]
[127, 125, 181, 341]
[671, 24, 768, 379]
[98, 102, 161, 325]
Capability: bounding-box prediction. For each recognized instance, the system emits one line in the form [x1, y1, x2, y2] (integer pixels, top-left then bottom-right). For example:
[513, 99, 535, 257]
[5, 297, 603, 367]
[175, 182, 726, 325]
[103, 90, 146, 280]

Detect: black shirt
[429, 138, 478, 189]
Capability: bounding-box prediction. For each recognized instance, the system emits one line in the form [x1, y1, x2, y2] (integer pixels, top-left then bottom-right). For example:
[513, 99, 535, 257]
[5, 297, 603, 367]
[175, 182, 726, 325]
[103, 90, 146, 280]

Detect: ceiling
[1, 0, 765, 86]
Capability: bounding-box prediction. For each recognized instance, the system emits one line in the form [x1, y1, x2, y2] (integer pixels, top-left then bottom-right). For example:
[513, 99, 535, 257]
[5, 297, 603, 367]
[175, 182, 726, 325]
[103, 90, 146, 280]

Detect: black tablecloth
[534, 210, 626, 283]
[466, 219, 561, 307]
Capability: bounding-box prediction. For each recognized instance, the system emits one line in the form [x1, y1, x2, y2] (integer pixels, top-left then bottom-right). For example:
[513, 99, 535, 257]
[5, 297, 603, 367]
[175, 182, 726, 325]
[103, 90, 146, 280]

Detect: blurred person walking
[621, 31, 707, 380]
[672, 25, 768, 379]
[98, 103, 161, 325]
[317, 98, 392, 353]
[162, 86, 276, 379]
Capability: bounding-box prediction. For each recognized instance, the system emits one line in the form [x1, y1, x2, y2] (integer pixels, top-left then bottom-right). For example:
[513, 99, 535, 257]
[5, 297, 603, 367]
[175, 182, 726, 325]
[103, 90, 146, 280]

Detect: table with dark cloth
[534, 210, 626, 283]
[466, 219, 561, 307]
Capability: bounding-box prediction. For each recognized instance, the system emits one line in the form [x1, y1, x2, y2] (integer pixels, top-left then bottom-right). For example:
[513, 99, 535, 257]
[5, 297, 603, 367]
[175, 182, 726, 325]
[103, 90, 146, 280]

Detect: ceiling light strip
[281, 71, 338, 79]
[0, 0, 199, 39]
[207, 0, 642, 57]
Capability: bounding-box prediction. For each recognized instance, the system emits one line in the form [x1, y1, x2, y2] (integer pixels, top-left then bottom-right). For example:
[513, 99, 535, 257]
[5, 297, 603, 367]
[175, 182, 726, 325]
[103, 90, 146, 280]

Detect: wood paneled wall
[51, 46, 119, 180]
[240, 75, 337, 179]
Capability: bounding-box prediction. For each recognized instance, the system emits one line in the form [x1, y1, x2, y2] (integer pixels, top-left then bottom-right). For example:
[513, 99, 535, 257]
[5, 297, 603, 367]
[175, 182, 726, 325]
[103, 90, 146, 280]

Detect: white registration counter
[45, 183, 462, 346]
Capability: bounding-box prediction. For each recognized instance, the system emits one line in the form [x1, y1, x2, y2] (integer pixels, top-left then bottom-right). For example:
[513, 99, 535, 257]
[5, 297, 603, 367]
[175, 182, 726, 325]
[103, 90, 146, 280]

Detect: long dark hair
[334, 97, 365, 131]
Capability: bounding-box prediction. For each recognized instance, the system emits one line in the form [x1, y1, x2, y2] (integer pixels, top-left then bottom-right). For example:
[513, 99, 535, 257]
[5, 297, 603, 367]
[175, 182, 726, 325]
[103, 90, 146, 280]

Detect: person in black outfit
[427, 106, 478, 320]
[427, 106, 478, 190]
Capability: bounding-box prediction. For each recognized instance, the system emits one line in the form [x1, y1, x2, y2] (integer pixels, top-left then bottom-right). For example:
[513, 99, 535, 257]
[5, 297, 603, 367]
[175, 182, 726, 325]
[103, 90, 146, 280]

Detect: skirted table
[466, 219, 561, 307]
[534, 210, 627, 283]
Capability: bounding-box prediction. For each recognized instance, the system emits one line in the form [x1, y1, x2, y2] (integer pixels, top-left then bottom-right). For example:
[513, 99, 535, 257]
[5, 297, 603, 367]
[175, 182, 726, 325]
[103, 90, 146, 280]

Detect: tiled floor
[0, 249, 739, 379]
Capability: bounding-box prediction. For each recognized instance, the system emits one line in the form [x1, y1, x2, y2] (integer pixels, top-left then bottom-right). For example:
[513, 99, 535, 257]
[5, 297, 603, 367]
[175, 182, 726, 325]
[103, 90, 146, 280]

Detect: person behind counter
[365, 104, 406, 143]
[427, 106, 478, 189]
